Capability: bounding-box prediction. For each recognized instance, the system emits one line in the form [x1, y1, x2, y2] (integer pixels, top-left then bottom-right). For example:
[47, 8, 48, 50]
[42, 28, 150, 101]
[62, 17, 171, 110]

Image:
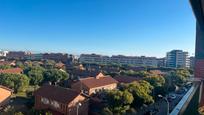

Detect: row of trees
[120, 70, 149, 77]
[0, 60, 69, 92]
[24, 65, 69, 86]
[101, 69, 191, 114]
[102, 80, 154, 114]
[165, 69, 191, 91]
[5, 107, 52, 115]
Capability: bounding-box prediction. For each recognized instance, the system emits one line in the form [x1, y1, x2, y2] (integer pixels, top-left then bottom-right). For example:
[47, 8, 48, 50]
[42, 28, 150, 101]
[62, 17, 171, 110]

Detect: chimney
[96, 72, 104, 79]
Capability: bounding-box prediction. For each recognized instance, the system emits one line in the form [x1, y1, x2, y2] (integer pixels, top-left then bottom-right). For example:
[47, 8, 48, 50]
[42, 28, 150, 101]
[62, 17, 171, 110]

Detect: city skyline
[0, 49, 194, 58]
[0, 0, 195, 57]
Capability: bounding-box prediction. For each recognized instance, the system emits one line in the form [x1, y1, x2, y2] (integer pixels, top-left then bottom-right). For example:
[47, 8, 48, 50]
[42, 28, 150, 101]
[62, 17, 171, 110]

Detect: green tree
[145, 75, 166, 96]
[166, 69, 190, 87]
[44, 60, 56, 69]
[101, 107, 113, 115]
[14, 112, 24, 115]
[28, 109, 52, 115]
[105, 90, 134, 114]
[0, 65, 11, 69]
[45, 111, 52, 115]
[44, 69, 69, 84]
[27, 66, 45, 85]
[16, 61, 25, 69]
[121, 80, 154, 107]
[120, 70, 149, 77]
[126, 108, 137, 115]
[0, 73, 29, 92]
[145, 75, 165, 88]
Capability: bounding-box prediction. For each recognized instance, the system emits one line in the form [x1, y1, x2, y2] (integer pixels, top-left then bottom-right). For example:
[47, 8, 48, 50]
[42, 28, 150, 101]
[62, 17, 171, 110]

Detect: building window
[51, 100, 60, 109]
[41, 97, 49, 105]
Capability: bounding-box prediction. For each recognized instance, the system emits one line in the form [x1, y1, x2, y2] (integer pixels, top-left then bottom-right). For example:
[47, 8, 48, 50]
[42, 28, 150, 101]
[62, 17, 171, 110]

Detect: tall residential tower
[166, 50, 190, 68]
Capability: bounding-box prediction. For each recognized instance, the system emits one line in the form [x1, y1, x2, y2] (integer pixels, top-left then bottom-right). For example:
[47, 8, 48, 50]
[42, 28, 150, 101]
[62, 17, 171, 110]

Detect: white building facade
[79, 54, 158, 67]
[166, 50, 190, 68]
[0, 50, 9, 57]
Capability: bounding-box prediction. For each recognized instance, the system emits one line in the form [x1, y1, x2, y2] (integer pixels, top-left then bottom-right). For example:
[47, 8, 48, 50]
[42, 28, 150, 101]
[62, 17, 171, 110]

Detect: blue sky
[0, 0, 196, 57]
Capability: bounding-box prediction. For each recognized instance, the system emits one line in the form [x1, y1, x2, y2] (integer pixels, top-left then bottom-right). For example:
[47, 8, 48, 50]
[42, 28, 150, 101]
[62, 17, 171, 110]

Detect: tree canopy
[0, 65, 12, 69]
[0, 73, 29, 92]
[145, 75, 166, 96]
[26, 66, 45, 85]
[145, 75, 165, 88]
[44, 69, 69, 84]
[120, 70, 149, 77]
[120, 80, 154, 107]
[104, 90, 134, 114]
[166, 69, 190, 87]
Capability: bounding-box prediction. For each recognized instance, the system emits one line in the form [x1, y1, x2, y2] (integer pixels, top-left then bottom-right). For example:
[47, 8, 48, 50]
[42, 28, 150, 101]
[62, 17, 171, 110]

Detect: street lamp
[158, 95, 169, 115]
[76, 102, 82, 115]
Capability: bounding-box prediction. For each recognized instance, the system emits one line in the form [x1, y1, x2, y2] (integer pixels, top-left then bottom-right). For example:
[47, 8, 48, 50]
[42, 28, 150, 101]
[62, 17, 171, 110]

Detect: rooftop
[79, 73, 118, 89]
[34, 85, 81, 104]
[0, 86, 13, 104]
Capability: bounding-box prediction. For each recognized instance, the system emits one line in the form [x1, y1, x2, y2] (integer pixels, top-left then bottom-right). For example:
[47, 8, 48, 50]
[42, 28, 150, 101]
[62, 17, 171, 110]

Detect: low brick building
[0, 85, 13, 107]
[6, 51, 26, 60]
[43, 53, 68, 63]
[34, 85, 88, 115]
[71, 73, 118, 95]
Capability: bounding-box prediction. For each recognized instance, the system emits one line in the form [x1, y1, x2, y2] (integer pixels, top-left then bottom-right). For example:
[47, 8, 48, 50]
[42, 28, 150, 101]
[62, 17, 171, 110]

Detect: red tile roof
[80, 75, 118, 89]
[34, 85, 81, 104]
[0, 85, 13, 104]
[114, 76, 142, 83]
[149, 70, 165, 75]
[0, 68, 23, 74]
[55, 62, 65, 68]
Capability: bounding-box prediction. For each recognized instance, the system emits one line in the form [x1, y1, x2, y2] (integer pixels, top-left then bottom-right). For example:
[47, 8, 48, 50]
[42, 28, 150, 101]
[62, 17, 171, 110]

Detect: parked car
[176, 90, 185, 94]
[185, 82, 193, 88]
[168, 94, 177, 100]
[176, 87, 188, 94]
[182, 87, 188, 92]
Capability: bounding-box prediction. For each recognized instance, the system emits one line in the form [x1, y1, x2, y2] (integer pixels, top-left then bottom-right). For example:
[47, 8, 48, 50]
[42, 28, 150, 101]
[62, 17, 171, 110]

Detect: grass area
[14, 92, 27, 98]
[12, 85, 39, 98]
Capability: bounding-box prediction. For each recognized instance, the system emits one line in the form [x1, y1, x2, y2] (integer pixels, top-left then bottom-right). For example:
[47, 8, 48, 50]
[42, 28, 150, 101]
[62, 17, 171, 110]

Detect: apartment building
[79, 54, 158, 67]
[111, 55, 157, 67]
[25, 53, 43, 60]
[43, 53, 68, 63]
[79, 54, 111, 64]
[157, 58, 166, 67]
[166, 50, 190, 68]
[6, 51, 26, 60]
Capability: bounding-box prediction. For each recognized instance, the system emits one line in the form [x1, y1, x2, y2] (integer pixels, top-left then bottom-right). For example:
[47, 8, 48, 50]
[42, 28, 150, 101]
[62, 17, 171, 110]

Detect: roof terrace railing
[170, 82, 200, 115]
